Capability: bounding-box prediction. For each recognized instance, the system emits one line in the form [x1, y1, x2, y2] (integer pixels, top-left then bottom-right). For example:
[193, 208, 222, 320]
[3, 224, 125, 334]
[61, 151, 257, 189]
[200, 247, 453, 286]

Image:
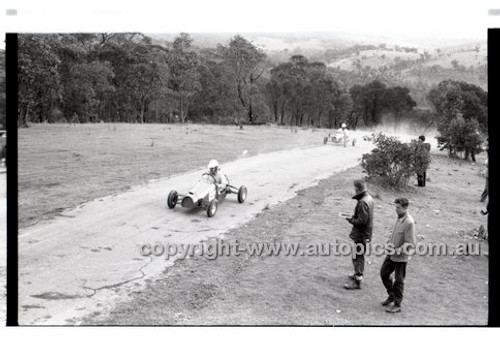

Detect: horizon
[1, 0, 497, 50]
[0, 30, 489, 53]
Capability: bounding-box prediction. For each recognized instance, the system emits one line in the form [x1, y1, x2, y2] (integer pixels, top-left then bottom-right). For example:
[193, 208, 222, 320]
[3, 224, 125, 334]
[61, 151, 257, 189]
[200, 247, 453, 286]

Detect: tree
[384, 86, 416, 129]
[267, 56, 354, 128]
[111, 37, 168, 123]
[265, 77, 282, 124]
[128, 49, 167, 123]
[166, 33, 201, 123]
[18, 34, 62, 126]
[428, 79, 487, 131]
[61, 61, 115, 122]
[189, 55, 241, 124]
[436, 114, 483, 160]
[92, 33, 168, 123]
[429, 80, 487, 161]
[305, 62, 352, 128]
[220, 35, 267, 123]
[350, 80, 387, 126]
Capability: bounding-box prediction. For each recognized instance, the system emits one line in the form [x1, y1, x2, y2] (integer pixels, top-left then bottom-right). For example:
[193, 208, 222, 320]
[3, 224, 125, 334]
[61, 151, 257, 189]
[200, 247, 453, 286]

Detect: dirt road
[18, 140, 372, 325]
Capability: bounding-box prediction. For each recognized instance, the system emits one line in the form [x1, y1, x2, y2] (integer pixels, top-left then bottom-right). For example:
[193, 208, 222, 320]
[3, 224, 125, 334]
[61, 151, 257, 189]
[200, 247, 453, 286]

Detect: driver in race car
[339, 123, 349, 147]
[207, 159, 229, 194]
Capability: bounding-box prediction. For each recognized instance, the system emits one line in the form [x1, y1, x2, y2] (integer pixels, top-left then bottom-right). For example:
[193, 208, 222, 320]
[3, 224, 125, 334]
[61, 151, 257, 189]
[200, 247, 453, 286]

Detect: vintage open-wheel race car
[167, 173, 247, 217]
[323, 130, 356, 146]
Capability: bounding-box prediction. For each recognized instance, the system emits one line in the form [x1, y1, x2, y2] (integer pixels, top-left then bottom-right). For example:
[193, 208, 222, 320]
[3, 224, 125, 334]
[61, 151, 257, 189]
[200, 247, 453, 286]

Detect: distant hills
[147, 31, 486, 52]
[148, 31, 487, 93]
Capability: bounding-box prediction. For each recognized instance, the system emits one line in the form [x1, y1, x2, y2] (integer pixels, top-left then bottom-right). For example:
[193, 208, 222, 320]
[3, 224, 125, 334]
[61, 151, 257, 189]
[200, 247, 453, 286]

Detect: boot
[385, 303, 401, 313]
[344, 276, 362, 289]
[381, 296, 394, 306]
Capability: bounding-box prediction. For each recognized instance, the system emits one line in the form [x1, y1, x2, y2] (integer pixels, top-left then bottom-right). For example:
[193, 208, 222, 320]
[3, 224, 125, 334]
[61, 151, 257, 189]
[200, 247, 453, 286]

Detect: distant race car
[167, 173, 247, 217]
[323, 129, 356, 146]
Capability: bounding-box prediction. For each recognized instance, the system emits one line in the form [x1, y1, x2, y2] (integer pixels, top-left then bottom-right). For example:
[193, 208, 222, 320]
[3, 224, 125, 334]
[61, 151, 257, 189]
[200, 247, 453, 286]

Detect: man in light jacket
[380, 198, 416, 313]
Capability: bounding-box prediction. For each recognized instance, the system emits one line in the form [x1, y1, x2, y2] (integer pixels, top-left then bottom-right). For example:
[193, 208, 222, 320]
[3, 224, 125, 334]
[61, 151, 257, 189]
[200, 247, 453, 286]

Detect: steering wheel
[201, 172, 217, 184]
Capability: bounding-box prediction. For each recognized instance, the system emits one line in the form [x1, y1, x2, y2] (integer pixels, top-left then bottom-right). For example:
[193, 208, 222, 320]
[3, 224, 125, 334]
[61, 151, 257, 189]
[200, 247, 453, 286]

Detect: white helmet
[341, 123, 347, 129]
[208, 159, 219, 171]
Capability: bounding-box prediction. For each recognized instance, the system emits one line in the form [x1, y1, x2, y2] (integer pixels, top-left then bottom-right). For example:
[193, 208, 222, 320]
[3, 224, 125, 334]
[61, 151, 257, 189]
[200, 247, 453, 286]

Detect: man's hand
[339, 212, 351, 219]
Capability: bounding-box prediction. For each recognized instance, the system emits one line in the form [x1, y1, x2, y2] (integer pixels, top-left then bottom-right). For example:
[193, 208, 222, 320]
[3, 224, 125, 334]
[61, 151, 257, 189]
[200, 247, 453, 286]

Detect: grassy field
[83, 153, 488, 325]
[18, 123, 327, 229]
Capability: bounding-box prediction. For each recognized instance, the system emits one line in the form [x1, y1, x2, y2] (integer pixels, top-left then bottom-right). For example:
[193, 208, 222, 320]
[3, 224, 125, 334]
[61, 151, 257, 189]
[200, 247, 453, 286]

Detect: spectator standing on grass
[380, 198, 416, 313]
[343, 179, 374, 290]
[415, 135, 431, 187]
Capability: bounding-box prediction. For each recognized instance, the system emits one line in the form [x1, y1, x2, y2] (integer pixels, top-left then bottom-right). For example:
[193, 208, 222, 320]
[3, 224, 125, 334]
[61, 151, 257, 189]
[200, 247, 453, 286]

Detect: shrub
[361, 133, 430, 188]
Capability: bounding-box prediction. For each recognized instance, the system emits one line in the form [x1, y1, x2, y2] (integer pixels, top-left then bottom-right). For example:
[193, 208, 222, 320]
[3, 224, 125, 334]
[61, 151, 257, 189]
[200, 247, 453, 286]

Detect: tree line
[16, 33, 487, 144]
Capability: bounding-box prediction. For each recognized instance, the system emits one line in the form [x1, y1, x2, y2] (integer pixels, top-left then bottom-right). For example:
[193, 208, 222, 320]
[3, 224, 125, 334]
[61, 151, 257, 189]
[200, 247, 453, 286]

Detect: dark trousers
[380, 256, 407, 305]
[417, 171, 426, 186]
[352, 241, 367, 277]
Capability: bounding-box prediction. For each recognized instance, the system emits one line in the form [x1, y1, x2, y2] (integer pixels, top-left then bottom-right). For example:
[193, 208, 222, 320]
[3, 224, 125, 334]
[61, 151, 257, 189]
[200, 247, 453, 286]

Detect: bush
[361, 133, 430, 188]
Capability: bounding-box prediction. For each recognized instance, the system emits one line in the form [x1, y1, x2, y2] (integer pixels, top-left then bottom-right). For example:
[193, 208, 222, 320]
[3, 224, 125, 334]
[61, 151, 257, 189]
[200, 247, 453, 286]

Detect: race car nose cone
[181, 195, 196, 209]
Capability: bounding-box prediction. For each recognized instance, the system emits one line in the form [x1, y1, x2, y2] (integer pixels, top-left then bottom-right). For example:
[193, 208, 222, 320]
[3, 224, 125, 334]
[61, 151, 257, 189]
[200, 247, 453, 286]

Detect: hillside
[150, 32, 487, 95]
[148, 31, 355, 51]
[325, 43, 487, 92]
[328, 44, 486, 71]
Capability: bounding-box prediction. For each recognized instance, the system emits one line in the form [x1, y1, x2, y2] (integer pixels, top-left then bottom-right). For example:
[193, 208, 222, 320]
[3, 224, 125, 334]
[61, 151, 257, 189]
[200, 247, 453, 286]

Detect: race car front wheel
[238, 186, 247, 203]
[207, 199, 218, 217]
[167, 190, 178, 209]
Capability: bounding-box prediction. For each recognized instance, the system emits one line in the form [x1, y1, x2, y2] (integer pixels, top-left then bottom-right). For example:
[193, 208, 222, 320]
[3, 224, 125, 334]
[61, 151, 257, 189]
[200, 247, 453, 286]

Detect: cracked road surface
[19, 140, 372, 325]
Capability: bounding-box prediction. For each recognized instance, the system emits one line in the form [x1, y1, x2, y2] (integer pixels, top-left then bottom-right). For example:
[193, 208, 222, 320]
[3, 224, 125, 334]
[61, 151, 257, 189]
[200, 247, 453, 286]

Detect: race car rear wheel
[323, 137, 328, 144]
[237, 186, 247, 203]
[207, 199, 218, 217]
[167, 190, 178, 209]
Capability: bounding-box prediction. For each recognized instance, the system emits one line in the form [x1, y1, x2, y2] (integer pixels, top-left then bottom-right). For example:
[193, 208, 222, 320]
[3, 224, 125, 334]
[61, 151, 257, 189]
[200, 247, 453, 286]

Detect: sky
[1, 0, 499, 49]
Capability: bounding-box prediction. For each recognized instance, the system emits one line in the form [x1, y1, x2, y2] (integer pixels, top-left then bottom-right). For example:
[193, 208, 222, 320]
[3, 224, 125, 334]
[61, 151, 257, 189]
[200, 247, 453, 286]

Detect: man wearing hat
[415, 135, 431, 187]
[343, 179, 374, 290]
[380, 198, 416, 313]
